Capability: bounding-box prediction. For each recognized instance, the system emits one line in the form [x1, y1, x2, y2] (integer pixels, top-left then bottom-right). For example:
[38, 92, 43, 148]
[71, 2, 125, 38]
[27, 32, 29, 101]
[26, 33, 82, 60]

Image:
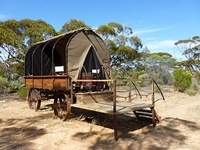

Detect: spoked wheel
[53, 92, 71, 121]
[28, 88, 41, 111]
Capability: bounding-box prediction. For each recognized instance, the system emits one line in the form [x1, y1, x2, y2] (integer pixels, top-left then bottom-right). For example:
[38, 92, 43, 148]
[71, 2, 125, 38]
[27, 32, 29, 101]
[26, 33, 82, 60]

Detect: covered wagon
[24, 28, 164, 140]
[25, 28, 113, 120]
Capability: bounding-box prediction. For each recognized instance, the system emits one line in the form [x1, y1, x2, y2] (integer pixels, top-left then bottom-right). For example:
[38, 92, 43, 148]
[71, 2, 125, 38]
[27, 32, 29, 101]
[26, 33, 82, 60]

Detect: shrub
[131, 71, 145, 79]
[194, 72, 200, 84]
[160, 72, 173, 85]
[173, 68, 192, 92]
[186, 80, 199, 96]
[186, 89, 197, 96]
[138, 74, 151, 87]
[0, 76, 9, 94]
[17, 87, 28, 99]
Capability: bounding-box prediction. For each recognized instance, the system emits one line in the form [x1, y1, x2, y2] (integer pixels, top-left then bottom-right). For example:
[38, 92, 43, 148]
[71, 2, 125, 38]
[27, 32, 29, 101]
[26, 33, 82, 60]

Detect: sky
[0, 0, 199, 60]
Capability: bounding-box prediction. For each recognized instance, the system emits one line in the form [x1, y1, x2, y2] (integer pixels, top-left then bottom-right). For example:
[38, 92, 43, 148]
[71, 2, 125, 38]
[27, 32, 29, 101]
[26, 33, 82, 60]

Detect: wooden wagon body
[24, 28, 164, 140]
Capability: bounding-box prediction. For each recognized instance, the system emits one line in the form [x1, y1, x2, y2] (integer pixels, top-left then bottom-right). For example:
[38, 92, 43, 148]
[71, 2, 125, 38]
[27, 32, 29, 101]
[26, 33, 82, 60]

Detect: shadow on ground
[1, 100, 200, 150]
[0, 111, 53, 150]
[70, 107, 200, 150]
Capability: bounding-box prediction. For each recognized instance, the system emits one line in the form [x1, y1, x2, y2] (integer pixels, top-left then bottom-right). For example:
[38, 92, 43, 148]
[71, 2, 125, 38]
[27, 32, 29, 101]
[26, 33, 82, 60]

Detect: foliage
[185, 78, 199, 96]
[131, 71, 146, 79]
[185, 89, 198, 96]
[96, 22, 142, 74]
[194, 72, 200, 84]
[0, 62, 6, 77]
[142, 52, 176, 85]
[60, 19, 91, 33]
[175, 36, 200, 75]
[137, 73, 151, 87]
[17, 86, 28, 99]
[0, 18, 199, 96]
[0, 19, 57, 77]
[173, 68, 192, 92]
[96, 25, 116, 40]
[0, 76, 9, 94]
[0, 74, 24, 95]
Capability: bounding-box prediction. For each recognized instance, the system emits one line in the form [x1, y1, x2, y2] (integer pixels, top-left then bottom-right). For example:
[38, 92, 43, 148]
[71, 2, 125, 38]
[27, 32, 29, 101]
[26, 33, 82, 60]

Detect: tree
[175, 36, 200, 74]
[0, 19, 57, 78]
[142, 52, 177, 84]
[59, 19, 91, 33]
[95, 22, 142, 77]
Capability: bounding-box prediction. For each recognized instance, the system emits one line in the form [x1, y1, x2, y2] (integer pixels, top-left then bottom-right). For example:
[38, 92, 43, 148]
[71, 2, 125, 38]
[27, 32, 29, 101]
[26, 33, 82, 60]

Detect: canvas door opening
[80, 47, 105, 91]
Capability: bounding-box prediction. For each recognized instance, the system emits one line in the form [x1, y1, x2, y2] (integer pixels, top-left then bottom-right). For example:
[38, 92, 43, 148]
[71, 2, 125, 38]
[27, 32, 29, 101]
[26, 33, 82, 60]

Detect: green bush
[0, 76, 9, 94]
[194, 72, 200, 84]
[131, 71, 145, 79]
[185, 89, 197, 96]
[186, 81, 199, 96]
[138, 74, 151, 87]
[0, 76, 8, 85]
[173, 68, 192, 92]
[17, 87, 28, 99]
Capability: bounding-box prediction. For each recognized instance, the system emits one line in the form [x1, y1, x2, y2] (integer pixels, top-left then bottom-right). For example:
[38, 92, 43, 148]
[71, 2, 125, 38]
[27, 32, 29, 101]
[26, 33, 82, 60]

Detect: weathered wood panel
[25, 75, 70, 90]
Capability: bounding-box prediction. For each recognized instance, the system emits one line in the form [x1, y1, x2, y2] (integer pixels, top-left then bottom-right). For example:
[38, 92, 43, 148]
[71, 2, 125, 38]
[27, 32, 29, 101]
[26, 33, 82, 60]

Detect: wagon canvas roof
[25, 28, 110, 80]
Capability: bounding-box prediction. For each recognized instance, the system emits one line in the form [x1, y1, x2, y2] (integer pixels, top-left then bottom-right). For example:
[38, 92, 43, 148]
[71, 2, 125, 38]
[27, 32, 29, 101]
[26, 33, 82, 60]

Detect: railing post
[113, 79, 117, 113]
[113, 79, 118, 141]
[70, 77, 73, 104]
[152, 79, 155, 105]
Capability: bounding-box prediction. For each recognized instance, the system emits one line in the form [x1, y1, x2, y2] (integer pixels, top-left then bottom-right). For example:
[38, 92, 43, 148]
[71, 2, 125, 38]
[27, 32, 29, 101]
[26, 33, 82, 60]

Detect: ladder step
[137, 114, 157, 119]
[133, 108, 161, 125]
[135, 111, 152, 116]
[135, 109, 152, 113]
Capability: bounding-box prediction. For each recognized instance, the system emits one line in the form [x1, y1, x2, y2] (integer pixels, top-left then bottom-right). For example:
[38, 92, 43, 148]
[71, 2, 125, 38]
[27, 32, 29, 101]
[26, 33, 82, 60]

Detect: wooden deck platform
[71, 101, 154, 115]
[70, 79, 164, 141]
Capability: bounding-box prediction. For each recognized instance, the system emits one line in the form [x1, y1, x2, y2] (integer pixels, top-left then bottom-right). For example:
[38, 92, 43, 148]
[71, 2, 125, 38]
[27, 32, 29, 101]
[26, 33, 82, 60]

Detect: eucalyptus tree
[96, 22, 143, 78]
[143, 52, 177, 84]
[0, 19, 57, 78]
[59, 19, 91, 33]
[175, 36, 200, 73]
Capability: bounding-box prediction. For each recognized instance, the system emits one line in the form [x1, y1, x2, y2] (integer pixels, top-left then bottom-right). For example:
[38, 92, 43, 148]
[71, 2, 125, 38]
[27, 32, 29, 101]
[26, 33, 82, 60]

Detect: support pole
[152, 79, 155, 105]
[113, 80, 118, 141]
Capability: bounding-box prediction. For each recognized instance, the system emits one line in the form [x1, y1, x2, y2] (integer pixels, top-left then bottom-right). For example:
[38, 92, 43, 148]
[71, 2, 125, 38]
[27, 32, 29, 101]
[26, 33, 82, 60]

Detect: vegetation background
[0, 19, 200, 97]
[1, 19, 200, 150]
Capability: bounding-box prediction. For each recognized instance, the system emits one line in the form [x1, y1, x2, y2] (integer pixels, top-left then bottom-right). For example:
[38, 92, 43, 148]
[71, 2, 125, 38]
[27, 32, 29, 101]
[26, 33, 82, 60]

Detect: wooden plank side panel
[24, 76, 70, 90]
[53, 78, 69, 90]
[43, 78, 54, 89]
[33, 78, 43, 88]
[25, 78, 33, 88]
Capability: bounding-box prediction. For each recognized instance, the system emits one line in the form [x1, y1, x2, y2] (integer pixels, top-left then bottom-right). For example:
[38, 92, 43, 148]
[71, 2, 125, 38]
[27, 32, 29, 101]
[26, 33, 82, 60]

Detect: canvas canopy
[25, 28, 110, 81]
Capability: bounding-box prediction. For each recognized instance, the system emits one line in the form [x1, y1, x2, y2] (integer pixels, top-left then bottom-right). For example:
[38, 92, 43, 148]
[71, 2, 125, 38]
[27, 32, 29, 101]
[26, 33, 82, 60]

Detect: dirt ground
[0, 89, 200, 150]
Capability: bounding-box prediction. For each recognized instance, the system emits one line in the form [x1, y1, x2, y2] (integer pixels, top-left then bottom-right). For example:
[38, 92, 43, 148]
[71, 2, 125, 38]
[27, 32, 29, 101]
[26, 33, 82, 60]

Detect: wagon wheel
[53, 92, 71, 121]
[28, 88, 41, 111]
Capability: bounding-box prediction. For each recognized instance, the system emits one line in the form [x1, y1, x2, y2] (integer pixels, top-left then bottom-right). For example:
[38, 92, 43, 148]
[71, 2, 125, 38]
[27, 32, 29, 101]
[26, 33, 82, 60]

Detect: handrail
[115, 78, 165, 103]
[152, 78, 165, 100]
[131, 81, 142, 99]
